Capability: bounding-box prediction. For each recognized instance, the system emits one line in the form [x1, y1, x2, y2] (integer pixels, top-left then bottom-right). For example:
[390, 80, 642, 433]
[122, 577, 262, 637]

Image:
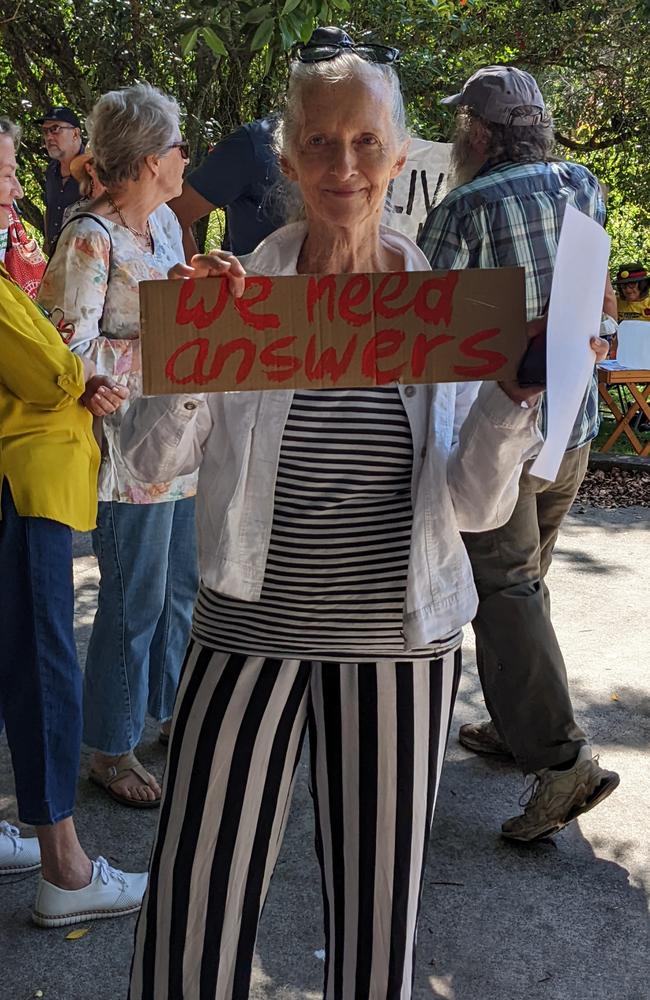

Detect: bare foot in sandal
[89, 751, 161, 808]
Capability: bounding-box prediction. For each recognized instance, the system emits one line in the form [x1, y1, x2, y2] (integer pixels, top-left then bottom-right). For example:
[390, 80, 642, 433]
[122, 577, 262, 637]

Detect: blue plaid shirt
[418, 160, 606, 451]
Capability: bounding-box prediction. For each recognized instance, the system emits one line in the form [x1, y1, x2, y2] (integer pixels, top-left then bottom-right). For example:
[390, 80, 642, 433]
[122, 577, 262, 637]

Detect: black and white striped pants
[129, 641, 461, 1000]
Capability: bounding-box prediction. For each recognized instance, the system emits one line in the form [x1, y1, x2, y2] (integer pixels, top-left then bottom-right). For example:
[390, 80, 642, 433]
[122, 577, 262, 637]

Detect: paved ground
[1, 504, 649, 1000]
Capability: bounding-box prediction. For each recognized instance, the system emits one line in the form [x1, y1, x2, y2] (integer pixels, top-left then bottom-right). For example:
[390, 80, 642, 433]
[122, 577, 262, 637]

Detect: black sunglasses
[293, 42, 400, 65]
[165, 141, 190, 160]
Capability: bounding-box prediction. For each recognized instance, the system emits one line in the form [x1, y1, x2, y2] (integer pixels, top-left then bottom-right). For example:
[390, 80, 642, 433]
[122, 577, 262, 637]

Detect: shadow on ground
[2, 660, 647, 1000]
[1, 510, 648, 1000]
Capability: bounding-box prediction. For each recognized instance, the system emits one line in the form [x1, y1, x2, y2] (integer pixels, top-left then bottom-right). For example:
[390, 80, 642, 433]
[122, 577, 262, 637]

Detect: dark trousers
[0, 481, 82, 825]
[462, 444, 590, 773]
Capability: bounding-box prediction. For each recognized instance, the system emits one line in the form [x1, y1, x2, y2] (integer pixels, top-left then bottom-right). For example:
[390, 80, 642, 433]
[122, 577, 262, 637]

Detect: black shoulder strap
[52, 211, 113, 261]
[44, 212, 114, 333]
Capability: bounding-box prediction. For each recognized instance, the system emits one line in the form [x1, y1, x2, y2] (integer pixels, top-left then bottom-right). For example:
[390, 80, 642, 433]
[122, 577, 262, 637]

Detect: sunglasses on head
[165, 140, 190, 160]
[292, 41, 400, 65]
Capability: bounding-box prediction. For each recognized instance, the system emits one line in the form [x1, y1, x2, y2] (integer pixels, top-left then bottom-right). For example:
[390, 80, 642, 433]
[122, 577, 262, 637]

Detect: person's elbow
[168, 181, 212, 230]
[15, 356, 86, 412]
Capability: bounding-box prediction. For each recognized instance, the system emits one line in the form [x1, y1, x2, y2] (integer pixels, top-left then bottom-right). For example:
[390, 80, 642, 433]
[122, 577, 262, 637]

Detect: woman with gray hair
[38, 83, 219, 809]
[118, 30, 578, 999]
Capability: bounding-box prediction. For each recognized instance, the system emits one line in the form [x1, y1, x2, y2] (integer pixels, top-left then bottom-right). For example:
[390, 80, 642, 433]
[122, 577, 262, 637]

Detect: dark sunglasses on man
[292, 26, 399, 65]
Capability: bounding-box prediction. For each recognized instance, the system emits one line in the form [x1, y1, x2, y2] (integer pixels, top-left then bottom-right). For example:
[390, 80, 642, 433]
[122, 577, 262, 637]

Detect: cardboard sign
[388, 139, 452, 242]
[140, 267, 527, 395]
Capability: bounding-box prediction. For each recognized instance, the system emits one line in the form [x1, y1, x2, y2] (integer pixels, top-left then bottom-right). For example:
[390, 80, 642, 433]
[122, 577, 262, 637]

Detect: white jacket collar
[241, 221, 431, 275]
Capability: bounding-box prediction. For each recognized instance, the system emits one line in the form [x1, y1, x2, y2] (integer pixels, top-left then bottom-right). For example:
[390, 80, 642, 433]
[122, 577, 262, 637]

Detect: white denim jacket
[121, 223, 541, 648]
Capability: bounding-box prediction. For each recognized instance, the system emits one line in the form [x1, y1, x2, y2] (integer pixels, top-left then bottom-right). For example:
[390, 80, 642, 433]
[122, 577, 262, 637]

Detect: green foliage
[607, 204, 650, 271]
[1, 0, 648, 264]
[0, 0, 347, 231]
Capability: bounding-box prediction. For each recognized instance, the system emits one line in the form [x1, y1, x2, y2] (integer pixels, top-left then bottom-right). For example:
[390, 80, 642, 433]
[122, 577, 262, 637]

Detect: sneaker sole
[502, 771, 621, 844]
[458, 733, 514, 759]
[32, 901, 142, 928]
[0, 862, 42, 874]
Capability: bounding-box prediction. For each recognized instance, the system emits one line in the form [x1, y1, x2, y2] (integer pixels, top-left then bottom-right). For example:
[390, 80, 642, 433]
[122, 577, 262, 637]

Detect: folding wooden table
[597, 365, 650, 455]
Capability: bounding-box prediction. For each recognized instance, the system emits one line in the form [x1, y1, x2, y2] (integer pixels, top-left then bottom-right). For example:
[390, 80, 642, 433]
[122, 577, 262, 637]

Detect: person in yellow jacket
[0, 117, 147, 928]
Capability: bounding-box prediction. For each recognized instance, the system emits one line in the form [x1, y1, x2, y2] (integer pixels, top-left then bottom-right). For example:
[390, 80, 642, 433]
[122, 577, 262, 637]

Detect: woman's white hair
[0, 116, 21, 149]
[87, 83, 180, 188]
[269, 53, 409, 222]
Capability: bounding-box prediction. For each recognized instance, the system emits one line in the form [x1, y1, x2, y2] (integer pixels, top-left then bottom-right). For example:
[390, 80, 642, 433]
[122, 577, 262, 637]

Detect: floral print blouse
[38, 205, 198, 504]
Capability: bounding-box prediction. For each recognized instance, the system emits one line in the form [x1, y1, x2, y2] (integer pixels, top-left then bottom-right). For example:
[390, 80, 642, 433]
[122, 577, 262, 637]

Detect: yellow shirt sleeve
[0, 269, 85, 411]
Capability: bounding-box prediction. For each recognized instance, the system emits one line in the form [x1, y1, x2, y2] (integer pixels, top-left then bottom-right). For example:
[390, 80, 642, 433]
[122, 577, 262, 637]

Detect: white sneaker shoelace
[0, 820, 25, 857]
[95, 855, 127, 889]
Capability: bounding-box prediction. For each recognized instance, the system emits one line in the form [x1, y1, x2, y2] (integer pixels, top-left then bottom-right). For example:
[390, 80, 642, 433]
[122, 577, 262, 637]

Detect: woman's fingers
[82, 378, 129, 415]
[190, 250, 245, 274]
[590, 336, 609, 363]
[223, 269, 246, 299]
[188, 252, 246, 298]
[168, 253, 246, 298]
[168, 262, 196, 280]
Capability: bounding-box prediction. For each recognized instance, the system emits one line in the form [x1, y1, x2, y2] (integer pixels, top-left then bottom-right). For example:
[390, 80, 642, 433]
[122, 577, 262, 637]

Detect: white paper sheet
[529, 204, 610, 481]
[388, 138, 452, 242]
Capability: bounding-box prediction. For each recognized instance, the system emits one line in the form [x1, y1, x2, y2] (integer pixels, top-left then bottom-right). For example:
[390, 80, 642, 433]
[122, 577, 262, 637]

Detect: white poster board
[530, 205, 610, 481]
[388, 138, 452, 243]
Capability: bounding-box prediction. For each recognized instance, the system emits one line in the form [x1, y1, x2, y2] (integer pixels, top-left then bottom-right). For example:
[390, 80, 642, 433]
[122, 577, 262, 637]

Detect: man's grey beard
[447, 127, 485, 191]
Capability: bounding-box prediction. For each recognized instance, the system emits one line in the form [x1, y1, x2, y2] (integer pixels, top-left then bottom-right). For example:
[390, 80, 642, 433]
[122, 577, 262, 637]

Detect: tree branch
[555, 129, 638, 151]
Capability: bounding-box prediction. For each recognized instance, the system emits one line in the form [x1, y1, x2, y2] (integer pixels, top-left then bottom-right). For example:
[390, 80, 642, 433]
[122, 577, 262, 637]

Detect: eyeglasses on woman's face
[164, 140, 190, 160]
[292, 42, 400, 65]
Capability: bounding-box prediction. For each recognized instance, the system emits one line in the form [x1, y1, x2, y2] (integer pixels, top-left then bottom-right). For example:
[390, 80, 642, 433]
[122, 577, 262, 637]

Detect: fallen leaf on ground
[65, 927, 90, 940]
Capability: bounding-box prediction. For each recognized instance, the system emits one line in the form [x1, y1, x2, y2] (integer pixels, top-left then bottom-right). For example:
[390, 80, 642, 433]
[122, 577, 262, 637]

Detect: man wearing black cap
[419, 65, 619, 843]
[38, 107, 84, 254]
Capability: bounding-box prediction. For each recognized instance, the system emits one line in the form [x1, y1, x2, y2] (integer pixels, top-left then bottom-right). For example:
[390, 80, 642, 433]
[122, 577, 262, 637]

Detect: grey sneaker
[502, 745, 620, 843]
[458, 719, 513, 758]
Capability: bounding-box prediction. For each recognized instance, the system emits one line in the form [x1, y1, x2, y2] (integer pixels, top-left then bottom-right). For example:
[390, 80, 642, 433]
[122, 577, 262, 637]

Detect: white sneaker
[0, 821, 41, 873]
[32, 856, 148, 928]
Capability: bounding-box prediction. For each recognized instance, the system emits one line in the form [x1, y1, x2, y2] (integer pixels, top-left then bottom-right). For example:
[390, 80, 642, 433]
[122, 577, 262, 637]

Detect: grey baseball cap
[441, 65, 547, 126]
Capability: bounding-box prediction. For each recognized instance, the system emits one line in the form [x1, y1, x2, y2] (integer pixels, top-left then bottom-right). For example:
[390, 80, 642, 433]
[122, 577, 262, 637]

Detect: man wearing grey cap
[419, 65, 619, 843]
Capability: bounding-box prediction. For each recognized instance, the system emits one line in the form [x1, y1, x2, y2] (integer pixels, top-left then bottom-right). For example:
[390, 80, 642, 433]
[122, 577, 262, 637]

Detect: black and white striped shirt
[193, 388, 460, 661]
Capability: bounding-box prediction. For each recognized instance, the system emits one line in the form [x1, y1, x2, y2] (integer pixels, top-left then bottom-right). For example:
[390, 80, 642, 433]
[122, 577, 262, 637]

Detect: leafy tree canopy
[0, 0, 648, 262]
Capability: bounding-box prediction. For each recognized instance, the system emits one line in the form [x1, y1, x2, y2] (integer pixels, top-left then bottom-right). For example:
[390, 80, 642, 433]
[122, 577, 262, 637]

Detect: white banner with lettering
[388, 138, 452, 243]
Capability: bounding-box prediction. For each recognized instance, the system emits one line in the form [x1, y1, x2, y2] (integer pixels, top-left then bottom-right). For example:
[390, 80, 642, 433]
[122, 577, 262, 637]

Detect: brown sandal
[89, 751, 161, 809]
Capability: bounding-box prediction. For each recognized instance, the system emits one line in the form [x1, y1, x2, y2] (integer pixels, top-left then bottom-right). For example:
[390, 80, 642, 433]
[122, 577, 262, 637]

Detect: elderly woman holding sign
[123, 30, 551, 1000]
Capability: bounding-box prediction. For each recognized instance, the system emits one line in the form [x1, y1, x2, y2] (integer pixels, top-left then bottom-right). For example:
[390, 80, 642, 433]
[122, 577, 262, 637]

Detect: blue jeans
[83, 497, 198, 755]
[0, 481, 82, 825]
